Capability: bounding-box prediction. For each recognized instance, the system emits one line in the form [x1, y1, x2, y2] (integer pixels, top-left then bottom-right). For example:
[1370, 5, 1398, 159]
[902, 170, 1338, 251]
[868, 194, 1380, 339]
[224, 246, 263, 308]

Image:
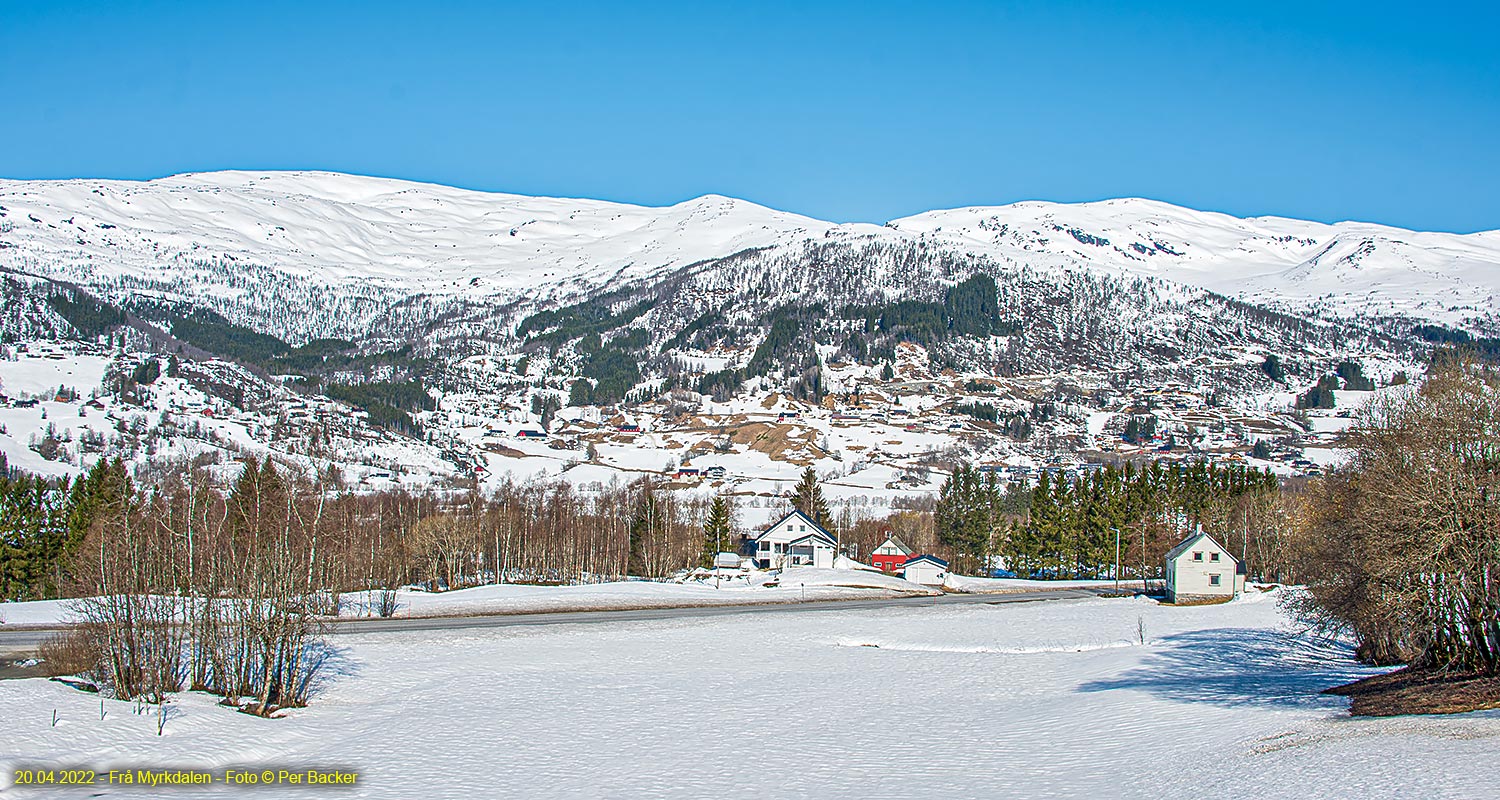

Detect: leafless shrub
[37, 625, 101, 680]
[1287, 356, 1500, 673]
[374, 589, 399, 618]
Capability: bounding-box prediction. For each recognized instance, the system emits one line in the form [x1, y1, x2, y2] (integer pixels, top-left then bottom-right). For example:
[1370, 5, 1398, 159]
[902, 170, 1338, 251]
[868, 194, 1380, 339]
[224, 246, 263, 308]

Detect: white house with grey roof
[1164, 530, 1246, 603]
[752, 509, 837, 570]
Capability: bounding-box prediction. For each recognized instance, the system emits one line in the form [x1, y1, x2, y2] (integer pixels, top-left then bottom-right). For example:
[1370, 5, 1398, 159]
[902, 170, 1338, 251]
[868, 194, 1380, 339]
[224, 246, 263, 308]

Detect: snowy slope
[890, 198, 1500, 326]
[0, 171, 837, 302]
[3, 172, 1497, 331]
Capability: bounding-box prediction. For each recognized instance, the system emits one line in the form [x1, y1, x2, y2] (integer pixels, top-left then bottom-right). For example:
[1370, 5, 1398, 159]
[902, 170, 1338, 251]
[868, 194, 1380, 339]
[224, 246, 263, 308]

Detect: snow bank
[747, 567, 938, 595]
[340, 573, 935, 619]
[0, 598, 76, 627]
[944, 574, 1121, 593]
[2, 572, 936, 628]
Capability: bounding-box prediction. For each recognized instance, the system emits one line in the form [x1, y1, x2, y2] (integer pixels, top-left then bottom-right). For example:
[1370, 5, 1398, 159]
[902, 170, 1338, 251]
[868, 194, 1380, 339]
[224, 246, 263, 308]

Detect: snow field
[2, 590, 1497, 798]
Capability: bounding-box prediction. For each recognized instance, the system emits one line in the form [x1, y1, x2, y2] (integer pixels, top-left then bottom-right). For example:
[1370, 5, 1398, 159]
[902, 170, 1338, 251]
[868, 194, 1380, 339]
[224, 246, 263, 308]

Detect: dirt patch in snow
[730, 422, 822, 463]
[1327, 666, 1500, 716]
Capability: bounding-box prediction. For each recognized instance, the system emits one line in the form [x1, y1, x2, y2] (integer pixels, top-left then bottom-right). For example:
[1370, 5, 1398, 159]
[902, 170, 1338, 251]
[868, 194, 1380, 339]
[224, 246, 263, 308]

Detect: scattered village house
[901, 554, 949, 586]
[1163, 529, 1247, 603]
[751, 509, 837, 570]
[870, 534, 913, 573]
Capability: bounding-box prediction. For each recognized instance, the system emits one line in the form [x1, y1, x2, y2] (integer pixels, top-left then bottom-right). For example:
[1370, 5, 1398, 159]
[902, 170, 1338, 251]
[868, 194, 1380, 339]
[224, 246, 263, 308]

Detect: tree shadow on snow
[298, 639, 361, 702]
[1076, 627, 1380, 710]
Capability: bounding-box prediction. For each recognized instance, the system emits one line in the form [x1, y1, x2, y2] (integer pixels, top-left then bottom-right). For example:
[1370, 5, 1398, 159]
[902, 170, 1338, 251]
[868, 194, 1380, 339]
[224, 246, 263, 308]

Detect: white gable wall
[759, 516, 822, 546]
[1166, 535, 1237, 601]
[904, 559, 947, 586]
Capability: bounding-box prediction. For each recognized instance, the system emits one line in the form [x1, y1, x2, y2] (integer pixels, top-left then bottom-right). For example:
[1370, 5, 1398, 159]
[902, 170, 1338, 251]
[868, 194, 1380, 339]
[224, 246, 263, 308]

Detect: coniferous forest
[934, 461, 1284, 579]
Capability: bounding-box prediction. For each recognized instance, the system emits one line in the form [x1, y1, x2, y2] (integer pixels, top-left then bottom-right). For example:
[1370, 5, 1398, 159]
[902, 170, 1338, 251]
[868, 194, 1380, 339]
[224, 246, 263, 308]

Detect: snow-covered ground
[3, 589, 1496, 798]
[0, 341, 457, 487]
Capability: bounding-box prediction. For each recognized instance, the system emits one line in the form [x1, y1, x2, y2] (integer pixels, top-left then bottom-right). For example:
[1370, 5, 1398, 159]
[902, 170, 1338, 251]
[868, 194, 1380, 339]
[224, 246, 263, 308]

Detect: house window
[1192, 552, 1203, 562]
[1209, 574, 1221, 586]
[1210, 553, 1220, 562]
[799, 524, 806, 531]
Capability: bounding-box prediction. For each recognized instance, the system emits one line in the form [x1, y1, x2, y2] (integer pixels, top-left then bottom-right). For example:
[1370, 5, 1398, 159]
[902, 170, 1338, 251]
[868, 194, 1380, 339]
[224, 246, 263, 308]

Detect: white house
[753, 509, 837, 570]
[901, 554, 949, 586]
[1164, 530, 1246, 603]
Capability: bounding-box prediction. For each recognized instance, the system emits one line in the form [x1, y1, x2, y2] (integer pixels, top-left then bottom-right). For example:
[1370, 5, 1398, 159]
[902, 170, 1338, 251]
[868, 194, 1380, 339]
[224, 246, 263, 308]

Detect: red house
[871, 534, 913, 573]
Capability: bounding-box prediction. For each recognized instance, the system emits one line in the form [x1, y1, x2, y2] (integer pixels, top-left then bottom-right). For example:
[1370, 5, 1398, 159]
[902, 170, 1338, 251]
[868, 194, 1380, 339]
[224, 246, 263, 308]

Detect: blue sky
[2, 1, 1497, 231]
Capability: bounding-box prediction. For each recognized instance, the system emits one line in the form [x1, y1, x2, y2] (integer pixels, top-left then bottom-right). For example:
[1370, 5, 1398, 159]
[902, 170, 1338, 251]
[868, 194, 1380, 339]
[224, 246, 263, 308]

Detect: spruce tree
[790, 467, 830, 528]
[627, 486, 660, 577]
[701, 494, 734, 566]
[936, 466, 995, 575]
[64, 458, 131, 556]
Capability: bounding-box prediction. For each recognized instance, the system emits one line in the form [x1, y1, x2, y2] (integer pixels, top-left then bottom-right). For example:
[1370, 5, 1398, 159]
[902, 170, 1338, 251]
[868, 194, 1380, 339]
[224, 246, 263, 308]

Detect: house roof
[756, 509, 837, 545]
[1165, 530, 1240, 565]
[904, 554, 949, 568]
[788, 532, 836, 547]
[876, 535, 913, 555]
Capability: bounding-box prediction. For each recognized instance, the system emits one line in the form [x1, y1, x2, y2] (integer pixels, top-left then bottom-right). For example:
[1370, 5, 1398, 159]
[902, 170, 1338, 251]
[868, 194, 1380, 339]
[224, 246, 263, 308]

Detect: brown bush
[37, 623, 102, 680]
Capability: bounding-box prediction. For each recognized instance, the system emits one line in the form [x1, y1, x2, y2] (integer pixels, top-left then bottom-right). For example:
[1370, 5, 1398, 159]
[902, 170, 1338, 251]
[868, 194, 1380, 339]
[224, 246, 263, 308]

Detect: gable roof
[876, 535, 912, 555]
[788, 532, 836, 548]
[756, 509, 837, 545]
[904, 554, 949, 568]
[1165, 530, 1239, 565]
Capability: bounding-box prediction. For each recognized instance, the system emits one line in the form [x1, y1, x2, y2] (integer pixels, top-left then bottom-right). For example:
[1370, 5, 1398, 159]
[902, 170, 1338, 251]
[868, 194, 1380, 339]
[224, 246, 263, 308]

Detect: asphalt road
[329, 587, 1110, 636]
[0, 587, 1113, 669]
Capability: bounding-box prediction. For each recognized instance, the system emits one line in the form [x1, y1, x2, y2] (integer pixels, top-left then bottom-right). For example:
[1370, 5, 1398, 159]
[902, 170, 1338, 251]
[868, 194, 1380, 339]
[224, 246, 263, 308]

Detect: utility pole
[1113, 527, 1121, 593]
[1141, 523, 1148, 593]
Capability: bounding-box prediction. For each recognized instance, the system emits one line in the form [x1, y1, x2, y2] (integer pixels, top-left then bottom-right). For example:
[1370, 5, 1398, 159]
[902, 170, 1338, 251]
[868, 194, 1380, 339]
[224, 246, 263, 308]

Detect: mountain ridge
[2, 170, 1497, 337]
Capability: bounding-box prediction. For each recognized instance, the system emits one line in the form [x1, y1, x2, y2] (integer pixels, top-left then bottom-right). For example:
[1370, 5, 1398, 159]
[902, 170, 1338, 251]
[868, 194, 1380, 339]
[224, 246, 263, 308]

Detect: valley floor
[2, 590, 1497, 799]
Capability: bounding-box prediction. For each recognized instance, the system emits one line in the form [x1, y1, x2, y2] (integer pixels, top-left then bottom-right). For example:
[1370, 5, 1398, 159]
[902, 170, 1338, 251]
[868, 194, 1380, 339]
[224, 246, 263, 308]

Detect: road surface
[328, 587, 1109, 635]
[0, 587, 1112, 671]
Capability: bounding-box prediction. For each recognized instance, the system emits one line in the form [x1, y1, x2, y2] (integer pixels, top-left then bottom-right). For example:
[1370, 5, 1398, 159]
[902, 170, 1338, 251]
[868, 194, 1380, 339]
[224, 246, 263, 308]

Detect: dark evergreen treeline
[569, 332, 644, 404]
[0, 458, 131, 601]
[954, 401, 999, 423]
[841, 273, 1016, 344]
[516, 289, 656, 345]
[936, 461, 1283, 580]
[1413, 323, 1500, 362]
[1297, 361, 1377, 409]
[47, 292, 126, 338]
[322, 381, 434, 436]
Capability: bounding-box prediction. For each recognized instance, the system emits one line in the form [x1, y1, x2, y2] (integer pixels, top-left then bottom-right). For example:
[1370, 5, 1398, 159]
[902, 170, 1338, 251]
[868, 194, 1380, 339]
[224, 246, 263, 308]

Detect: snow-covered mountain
[0, 171, 836, 302]
[0, 170, 1494, 491]
[2, 171, 1496, 337]
[891, 199, 1500, 329]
